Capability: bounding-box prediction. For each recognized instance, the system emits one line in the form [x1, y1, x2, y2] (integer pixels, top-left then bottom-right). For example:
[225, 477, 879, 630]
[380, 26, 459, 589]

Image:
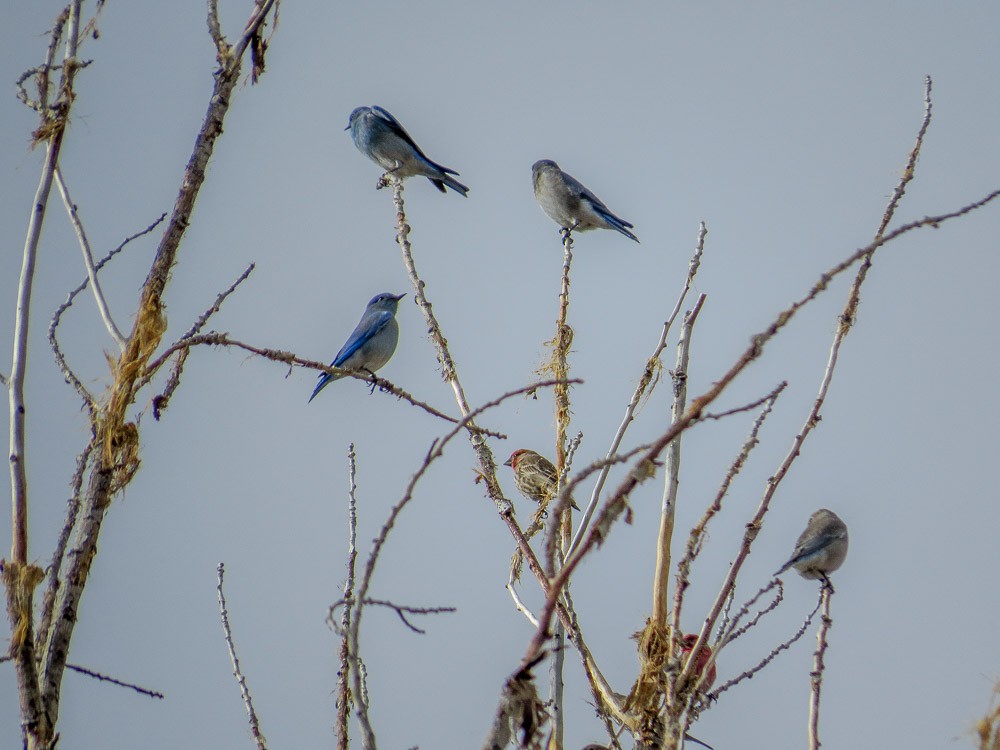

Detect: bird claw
[364, 369, 379, 394]
[819, 573, 836, 594]
[376, 174, 390, 190]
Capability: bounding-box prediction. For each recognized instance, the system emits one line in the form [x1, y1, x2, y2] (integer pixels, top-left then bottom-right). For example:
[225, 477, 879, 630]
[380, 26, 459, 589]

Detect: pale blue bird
[776, 508, 849, 581]
[309, 292, 406, 403]
[531, 159, 639, 242]
[347, 106, 469, 196]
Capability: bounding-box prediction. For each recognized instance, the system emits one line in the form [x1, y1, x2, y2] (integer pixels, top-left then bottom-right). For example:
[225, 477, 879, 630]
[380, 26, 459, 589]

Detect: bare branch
[720, 579, 783, 645]
[147, 263, 255, 420]
[5, 6, 86, 743]
[65, 663, 164, 699]
[54, 166, 127, 349]
[708, 591, 822, 701]
[571, 223, 707, 556]
[31, 2, 280, 742]
[334, 444, 359, 750]
[330, 598, 456, 635]
[49, 212, 167, 412]
[652, 294, 706, 627]
[145, 331, 509, 436]
[808, 582, 835, 750]
[36, 439, 95, 653]
[671, 383, 786, 634]
[217, 563, 269, 750]
[207, 0, 227, 56]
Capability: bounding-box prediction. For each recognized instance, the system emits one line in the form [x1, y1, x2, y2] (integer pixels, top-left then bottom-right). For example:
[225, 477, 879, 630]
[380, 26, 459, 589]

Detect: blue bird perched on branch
[531, 159, 639, 242]
[776, 508, 849, 582]
[347, 105, 469, 196]
[309, 292, 406, 403]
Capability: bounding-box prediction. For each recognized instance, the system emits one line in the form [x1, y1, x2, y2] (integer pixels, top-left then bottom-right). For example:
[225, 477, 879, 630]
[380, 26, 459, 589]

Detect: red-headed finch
[503, 449, 579, 510]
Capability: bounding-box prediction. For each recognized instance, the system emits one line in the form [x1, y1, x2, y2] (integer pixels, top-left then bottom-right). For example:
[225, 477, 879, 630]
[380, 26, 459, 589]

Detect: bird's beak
[394, 293, 407, 301]
[344, 124, 351, 131]
[502, 457, 513, 467]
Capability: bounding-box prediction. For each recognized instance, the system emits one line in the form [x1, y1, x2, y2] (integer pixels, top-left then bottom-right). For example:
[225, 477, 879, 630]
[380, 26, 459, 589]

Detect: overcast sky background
[3, 2, 1000, 749]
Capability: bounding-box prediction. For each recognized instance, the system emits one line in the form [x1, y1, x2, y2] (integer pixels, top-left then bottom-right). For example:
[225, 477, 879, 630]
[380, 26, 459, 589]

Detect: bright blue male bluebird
[309, 292, 406, 403]
[776, 508, 849, 581]
[347, 106, 469, 196]
[531, 159, 638, 242]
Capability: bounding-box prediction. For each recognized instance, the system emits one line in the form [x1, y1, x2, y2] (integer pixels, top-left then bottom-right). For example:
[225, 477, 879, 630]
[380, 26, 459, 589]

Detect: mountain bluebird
[776, 508, 849, 581]
[531, 159, 639, 242]
[309, 292, 406, 403]
[347, 106, 469, 196]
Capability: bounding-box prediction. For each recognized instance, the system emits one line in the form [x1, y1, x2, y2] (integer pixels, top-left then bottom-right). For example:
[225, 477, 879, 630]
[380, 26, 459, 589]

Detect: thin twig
[808, 582, 834, 750]
[48, 212, 167, 413]
[708, 591, 822, 701]
[217, 563, 268, 750]
[65, 663, 164, 699]
[54, 166, 127, 349]
[570, 222, 706, 557]
[146, 263, 256, 420]
[721, 579, 783, 644]
[671, 383, 786, 635]
[335, 444, 359, 750]
[145, 332, 506, 437]
[506, 575, 540, 628]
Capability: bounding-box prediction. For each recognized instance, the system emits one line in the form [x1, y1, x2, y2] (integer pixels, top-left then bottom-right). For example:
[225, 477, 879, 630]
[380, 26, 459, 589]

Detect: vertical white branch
[569, 223, 706, 557]
[652, 294, 706, 627]
[53, 166, 127, 349]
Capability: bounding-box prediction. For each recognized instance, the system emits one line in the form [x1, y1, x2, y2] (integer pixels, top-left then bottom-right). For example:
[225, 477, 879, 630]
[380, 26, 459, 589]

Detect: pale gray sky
[3, 2, 1000, 749]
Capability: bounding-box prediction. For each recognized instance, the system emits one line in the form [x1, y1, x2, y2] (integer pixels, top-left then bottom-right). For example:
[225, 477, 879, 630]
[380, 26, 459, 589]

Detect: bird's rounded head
[347, 106, 370, 130]
[531, 159, 559, 176]
[503, 448, 531, 468]
[366, 292, 406, 311]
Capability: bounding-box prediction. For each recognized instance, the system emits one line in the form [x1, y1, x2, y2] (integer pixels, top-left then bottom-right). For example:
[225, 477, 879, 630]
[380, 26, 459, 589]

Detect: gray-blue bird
[776, 508, 849, 580]
[347, 106, 469, 196]
[309, 292, 406, 403]
[531, 159, 639, 242]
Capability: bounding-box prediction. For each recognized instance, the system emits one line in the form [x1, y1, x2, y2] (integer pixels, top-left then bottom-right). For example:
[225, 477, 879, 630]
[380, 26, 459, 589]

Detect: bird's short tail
[430, 172, 469, 196]
[597, 208, 639, 242]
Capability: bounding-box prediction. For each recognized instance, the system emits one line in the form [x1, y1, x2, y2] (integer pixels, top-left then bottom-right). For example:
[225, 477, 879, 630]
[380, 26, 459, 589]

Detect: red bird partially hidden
[680, 633, 717, 692]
